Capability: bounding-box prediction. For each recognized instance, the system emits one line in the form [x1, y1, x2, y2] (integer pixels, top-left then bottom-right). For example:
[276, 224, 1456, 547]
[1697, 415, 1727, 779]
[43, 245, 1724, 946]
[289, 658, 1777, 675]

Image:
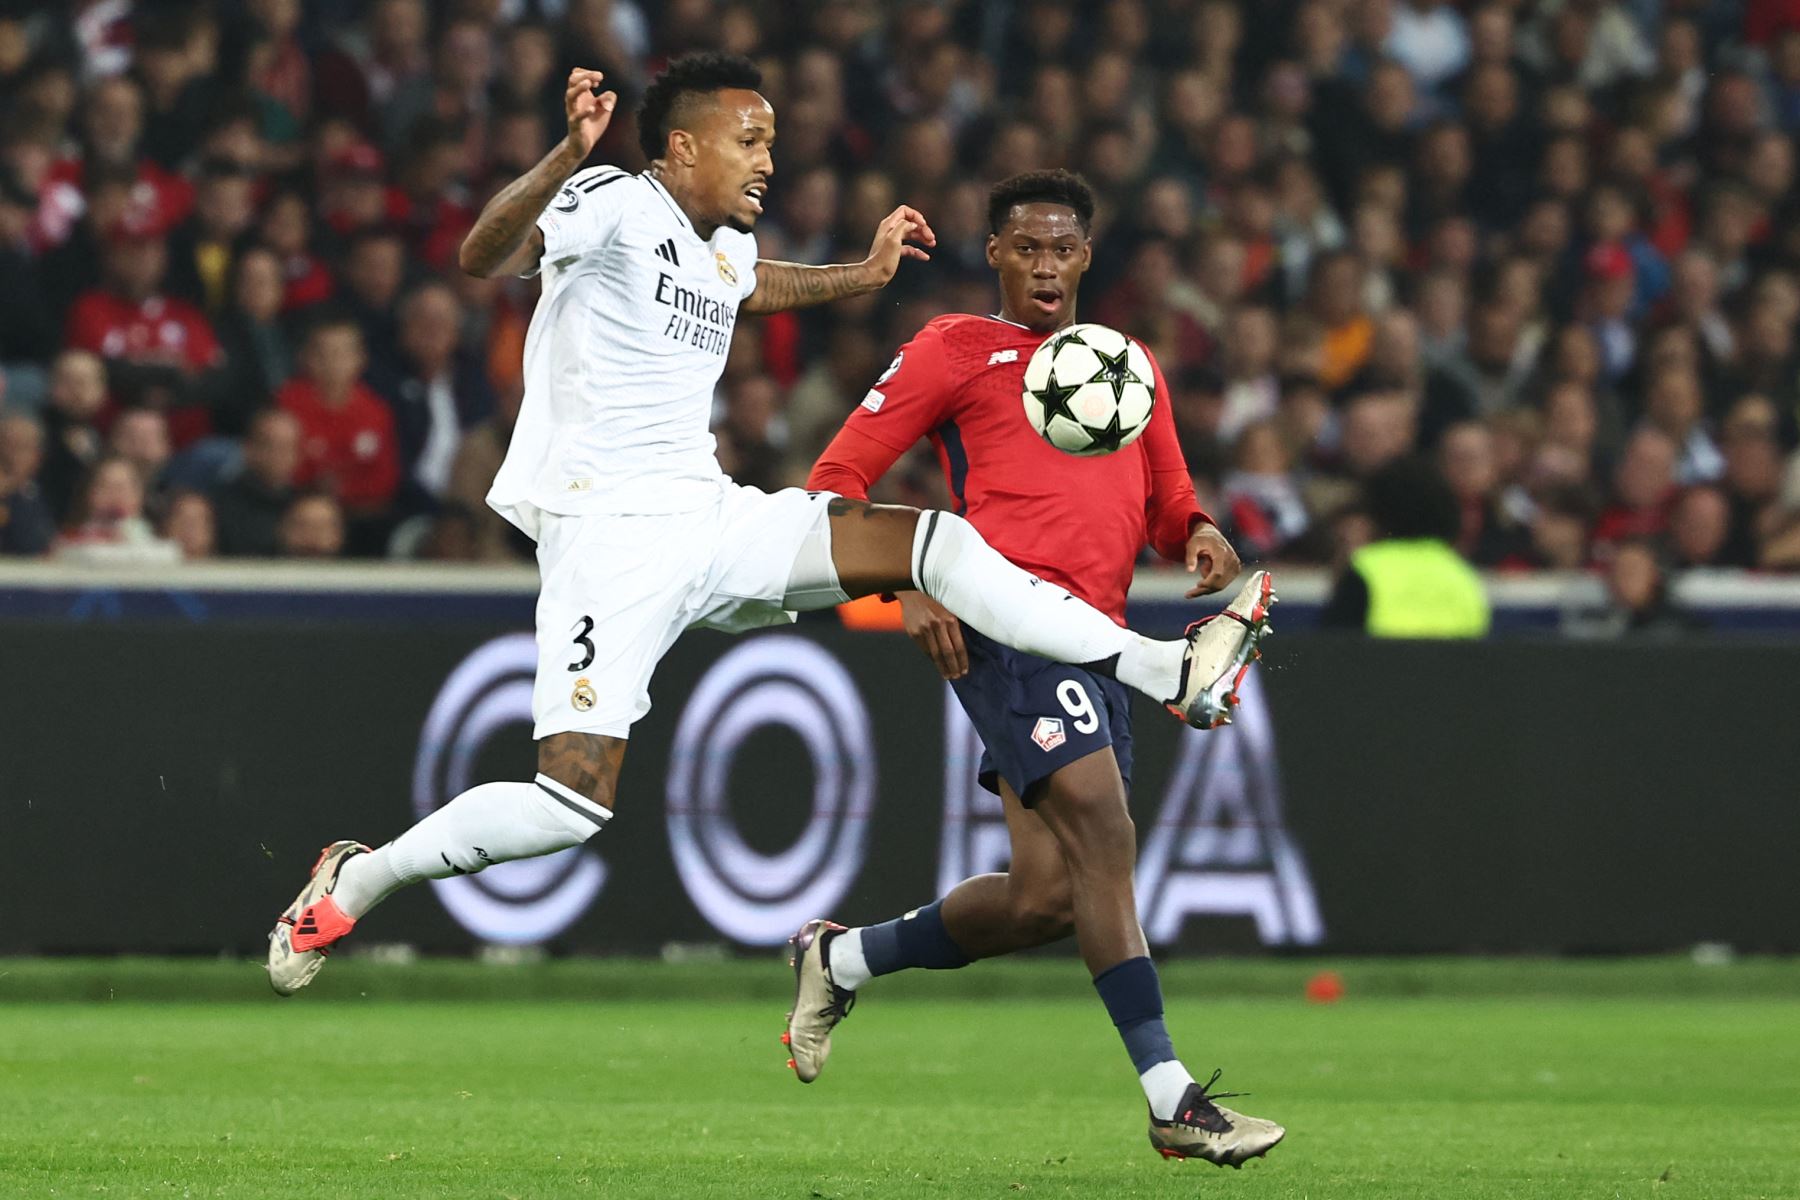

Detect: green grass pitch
[2, 957, 1797, 1199]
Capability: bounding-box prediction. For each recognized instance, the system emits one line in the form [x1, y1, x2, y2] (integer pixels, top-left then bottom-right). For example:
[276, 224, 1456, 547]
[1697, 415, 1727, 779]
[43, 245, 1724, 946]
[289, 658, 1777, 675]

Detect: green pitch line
[0, 960, 1796, 1198]
[4, 953, 1800, 1003]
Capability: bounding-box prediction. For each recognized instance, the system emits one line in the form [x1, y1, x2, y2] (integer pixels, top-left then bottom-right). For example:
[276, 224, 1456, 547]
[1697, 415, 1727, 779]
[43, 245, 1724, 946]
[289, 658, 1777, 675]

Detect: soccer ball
[1021, 323, 1156, 456]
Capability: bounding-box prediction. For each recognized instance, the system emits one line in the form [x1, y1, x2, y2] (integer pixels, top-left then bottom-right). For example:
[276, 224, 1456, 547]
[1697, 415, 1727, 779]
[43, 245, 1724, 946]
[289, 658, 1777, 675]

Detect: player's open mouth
[743, 182, 766, 213]
[1030, 288, 1061, 312]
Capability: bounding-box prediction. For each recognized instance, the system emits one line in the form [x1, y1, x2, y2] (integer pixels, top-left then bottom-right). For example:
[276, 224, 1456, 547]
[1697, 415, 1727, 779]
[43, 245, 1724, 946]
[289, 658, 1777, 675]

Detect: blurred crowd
[3, 0, 1800, 578]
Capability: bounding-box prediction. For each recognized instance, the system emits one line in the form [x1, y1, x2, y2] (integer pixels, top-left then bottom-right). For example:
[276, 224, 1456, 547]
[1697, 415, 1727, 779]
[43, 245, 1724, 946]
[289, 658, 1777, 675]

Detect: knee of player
[1051, 794, 1137, 864]
[1013, 879, 1076, 942]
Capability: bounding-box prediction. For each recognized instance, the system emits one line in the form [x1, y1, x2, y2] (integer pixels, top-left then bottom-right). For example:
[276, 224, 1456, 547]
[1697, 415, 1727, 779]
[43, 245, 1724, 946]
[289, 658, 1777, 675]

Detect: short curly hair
[987, 169, 1097, 235]
[636, 52, 765, 165]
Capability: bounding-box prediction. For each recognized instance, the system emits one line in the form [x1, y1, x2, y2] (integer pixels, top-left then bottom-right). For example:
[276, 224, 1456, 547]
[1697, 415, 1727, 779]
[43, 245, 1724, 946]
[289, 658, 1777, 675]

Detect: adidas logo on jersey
[653, 238, 680, 266]
[988, 349, 1020, 365]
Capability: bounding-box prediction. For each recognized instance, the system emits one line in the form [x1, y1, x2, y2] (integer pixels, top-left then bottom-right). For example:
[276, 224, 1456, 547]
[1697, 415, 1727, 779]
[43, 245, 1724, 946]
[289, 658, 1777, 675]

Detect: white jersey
[488, 168, 760, 537]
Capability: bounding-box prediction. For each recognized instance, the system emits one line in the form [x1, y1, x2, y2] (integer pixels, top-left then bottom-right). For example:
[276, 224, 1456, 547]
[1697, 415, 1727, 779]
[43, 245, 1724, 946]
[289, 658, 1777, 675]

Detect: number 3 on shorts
[1056, 679, 1100, 734]
[568, 615, 596, 672]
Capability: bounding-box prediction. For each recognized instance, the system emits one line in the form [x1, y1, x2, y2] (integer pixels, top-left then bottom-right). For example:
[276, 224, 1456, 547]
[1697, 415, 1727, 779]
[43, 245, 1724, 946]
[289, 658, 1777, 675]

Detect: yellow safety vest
[1350, 539, 1491, 639]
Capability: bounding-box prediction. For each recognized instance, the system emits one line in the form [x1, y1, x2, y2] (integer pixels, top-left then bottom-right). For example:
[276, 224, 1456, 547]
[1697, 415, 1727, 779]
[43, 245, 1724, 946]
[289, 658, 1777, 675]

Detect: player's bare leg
[819, 498, 1270, 728]
[1032, 753, 1284, 1167]
[784, 785, 1073, 1079]
[935, 786, 1073, 956]
[266, 734, 621, 996]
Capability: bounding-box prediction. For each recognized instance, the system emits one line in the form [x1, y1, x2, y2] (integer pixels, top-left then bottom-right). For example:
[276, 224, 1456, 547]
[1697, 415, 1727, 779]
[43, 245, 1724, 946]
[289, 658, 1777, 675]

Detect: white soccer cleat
[1147, 1070, 1286, 1167]
[781, 918, 855, 1083]
[267, 840, 368, 997]
[1167, 570, 1276, 730]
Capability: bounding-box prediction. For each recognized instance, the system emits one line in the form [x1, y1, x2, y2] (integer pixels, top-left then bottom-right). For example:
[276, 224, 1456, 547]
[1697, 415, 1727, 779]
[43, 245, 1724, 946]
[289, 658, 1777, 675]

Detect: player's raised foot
[1147, 1070, 1286, 1167]
[267, 840, 368, 997]
[782, 918, 855, 1083]
[1167, 569, 1276, 730]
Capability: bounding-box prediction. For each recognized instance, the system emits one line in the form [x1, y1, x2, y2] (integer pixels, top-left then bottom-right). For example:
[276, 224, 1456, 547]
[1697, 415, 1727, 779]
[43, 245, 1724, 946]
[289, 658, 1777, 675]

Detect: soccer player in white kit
[266, 54, 1274, 994]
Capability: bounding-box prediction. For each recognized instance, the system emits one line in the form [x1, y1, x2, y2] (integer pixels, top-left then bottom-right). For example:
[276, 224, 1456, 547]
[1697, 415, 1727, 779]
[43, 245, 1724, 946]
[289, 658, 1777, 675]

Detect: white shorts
[531, 483, 842, 739]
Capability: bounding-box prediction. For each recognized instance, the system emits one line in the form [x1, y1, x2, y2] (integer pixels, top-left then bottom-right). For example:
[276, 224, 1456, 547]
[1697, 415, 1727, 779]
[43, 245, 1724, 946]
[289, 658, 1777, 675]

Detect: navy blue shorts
[949, 627, 1134, 804]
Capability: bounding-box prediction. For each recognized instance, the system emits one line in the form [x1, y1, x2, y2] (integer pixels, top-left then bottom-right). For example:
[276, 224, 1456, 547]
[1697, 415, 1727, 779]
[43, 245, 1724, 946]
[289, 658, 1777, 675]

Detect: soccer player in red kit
[786, 171, 1283, 1167]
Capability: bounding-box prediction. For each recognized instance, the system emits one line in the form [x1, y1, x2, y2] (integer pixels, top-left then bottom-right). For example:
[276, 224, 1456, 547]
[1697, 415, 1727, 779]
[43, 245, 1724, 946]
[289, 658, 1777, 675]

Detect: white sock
[826, 927, 872, 991]
[1115, 635, 1188, 704]
[911, 511, 1182, 699]
[1141, 1059, 1198, 1121]
[331, 775, 611, 919]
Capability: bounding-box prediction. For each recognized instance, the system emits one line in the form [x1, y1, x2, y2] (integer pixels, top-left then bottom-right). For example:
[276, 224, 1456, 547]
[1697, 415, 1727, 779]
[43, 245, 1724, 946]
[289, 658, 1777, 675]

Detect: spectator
[276, 313, 400, 518]
[214, 408, 302, 558]
[1642, 371, 1723, 486]
[1668, 485, 1732, 569]
[166, 156, 261, 317]
[0, 1, 1797, 585]
[56, 455, 161, 551]
[209, 247, 297, 436]
[337, 225, 407, 366]
[1589, 539, 1701, 637]
[1593, 427, 1679, 554]
[257, 190, 334, 312]
[368, 280, 493, 510]
[278, 490, 346, 558]
[0, 410, 54, 555]
[62, 206, 221, 446]
[158, 488, 216, 561]
[1220, 420, 1309, 561]
[107, 407, 172, 494]
[1439, 420, 1525, 565]
[1218, 307, 1281, 444]
[1720, 432, 1786, 567]
[1320, 456, 1491, 637]
[0, 167, 57, 381]
[1521, 486, 1594, 571]
[37, 350, 109, 520]
[1309, 251, 1374, 391]
[444, 383, 528, 564]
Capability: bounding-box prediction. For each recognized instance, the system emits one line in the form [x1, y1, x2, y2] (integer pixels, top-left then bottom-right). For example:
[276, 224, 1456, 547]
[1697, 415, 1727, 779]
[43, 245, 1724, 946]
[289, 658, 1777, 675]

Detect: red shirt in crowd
[807, 313, 1208, 623]
[64, 289, 222, 446]
[276, 377, 401, 511]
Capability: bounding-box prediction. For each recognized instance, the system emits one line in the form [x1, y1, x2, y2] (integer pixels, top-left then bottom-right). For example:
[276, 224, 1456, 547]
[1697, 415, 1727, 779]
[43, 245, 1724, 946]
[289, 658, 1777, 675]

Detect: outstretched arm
[744, 205, 936, 314]
[459, 69, 615, 278]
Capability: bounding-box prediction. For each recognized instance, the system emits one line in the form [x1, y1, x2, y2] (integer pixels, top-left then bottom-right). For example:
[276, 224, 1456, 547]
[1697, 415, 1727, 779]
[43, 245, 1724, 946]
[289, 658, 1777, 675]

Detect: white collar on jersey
[986, 314, 1034, 331]
[642, 171, 704, 242]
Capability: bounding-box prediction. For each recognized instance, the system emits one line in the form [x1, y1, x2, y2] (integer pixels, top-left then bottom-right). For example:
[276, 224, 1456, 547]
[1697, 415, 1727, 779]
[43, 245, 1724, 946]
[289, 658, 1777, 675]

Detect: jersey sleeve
[836, 323, 955, 452]
[805, 323, 954, 497]
[532, 167, 634, 270]
[733, 231, 758, 301]
[1138, 345, 1212, 561]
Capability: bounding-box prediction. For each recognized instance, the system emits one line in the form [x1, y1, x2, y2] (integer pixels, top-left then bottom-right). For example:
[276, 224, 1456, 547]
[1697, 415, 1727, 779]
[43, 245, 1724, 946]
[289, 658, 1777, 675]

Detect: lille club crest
[1031, 717, 1066, 752]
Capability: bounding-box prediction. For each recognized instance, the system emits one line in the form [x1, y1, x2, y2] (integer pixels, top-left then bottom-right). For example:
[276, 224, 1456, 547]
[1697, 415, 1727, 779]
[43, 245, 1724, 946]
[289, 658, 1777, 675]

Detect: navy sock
[1093, 955, 1177, 1074]
[858, 899, 973, 977]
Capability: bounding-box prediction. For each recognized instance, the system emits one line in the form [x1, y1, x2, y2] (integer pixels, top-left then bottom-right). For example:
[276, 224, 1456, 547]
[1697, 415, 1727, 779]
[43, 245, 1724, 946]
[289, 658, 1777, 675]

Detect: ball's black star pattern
[1081, 408, 1128, 454]
[1034, 370, 1081, 427]
[1088, 343, 1143, 405]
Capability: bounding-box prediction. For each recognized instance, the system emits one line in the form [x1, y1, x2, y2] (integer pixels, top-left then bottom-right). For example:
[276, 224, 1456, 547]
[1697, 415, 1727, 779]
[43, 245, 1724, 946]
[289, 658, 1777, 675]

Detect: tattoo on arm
[460, 140, 586, 277]
[743, 261, 874, 315]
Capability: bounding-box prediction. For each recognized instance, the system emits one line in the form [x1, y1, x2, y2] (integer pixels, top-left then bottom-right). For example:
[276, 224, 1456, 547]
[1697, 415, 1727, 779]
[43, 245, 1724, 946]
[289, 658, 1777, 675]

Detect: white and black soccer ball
[1021, 323, 1156, 456]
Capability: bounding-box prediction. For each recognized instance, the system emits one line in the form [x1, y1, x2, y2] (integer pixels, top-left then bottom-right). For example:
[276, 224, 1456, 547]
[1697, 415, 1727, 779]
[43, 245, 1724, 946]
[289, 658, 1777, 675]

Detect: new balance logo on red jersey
[653, 238, 680, 266]
[987, 349, 1019, 365]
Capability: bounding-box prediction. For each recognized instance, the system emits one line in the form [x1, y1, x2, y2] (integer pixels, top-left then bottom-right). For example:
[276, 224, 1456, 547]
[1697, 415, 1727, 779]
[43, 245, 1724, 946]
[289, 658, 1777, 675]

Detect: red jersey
[808, 313, 1208, 622]
[65, 290, 223, 447]
[65, 290, 221, 374]
[277, 378, 401, 512]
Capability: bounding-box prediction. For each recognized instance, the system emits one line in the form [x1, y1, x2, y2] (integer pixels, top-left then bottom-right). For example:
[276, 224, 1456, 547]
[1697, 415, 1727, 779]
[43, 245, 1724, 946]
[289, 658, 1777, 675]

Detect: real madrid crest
[714, 252, 738, 286]
[571, 677, 597, 712]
